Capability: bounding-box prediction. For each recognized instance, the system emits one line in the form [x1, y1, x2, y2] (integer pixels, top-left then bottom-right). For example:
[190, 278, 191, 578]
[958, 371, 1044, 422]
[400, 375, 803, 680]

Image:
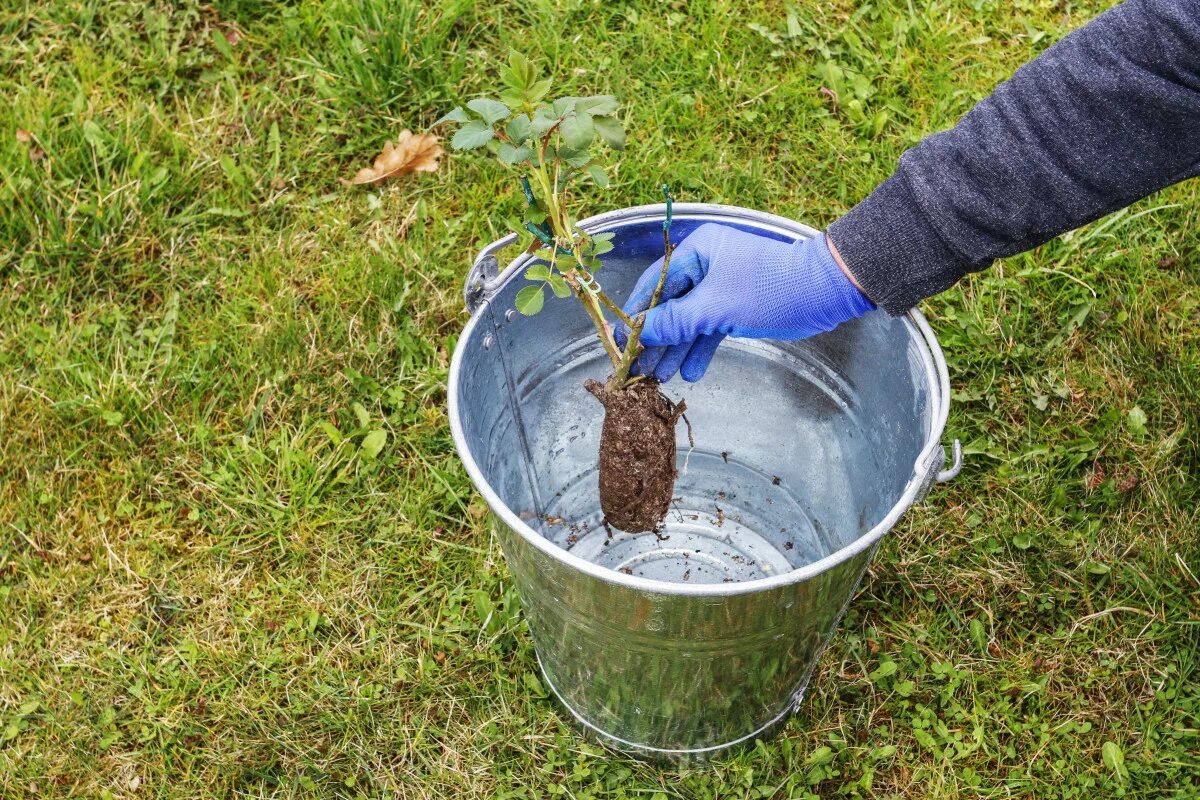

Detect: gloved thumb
[639, 290, 711, 347]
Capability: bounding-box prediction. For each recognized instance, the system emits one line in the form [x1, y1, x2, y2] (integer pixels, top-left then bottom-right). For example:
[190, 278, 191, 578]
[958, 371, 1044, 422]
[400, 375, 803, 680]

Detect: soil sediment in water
[584, 378, 685, 533]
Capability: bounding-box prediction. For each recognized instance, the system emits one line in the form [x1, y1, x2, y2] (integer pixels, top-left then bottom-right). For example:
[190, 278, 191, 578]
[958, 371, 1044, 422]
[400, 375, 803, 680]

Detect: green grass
[1, 0, 1197, 796]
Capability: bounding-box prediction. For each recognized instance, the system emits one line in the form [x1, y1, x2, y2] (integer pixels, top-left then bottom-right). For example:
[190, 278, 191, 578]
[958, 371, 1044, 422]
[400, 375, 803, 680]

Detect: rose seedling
[438, 52, 687, 534]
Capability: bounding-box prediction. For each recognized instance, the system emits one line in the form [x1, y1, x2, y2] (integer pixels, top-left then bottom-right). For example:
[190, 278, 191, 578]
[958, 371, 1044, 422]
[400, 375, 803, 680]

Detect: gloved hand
[613, 224, 876, 383]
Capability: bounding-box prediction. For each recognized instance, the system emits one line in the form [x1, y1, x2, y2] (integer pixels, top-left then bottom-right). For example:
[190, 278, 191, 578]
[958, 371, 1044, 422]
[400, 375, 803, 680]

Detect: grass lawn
[2, 0, 1198, 796]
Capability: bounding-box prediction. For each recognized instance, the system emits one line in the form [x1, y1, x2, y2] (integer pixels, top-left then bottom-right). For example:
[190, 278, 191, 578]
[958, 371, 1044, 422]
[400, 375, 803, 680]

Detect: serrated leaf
[592, 115, 626, 150]
[450, 120, 495, 150]
[591, 238, 614, 255]
[590, 231, 615, 243]
[587, 164, 609, 188]
[526, 78, 552, 105]
[533, 247, 556, 262]
[559, 113, 594, 149]
[360, 429, 387, 459]
[525, 264, 550, 281]
[515, 285, 544, 316]
[467, 98, 510, 124]
[506, 114, 532, 145]
[531, 106, 560, 136]
[498, 87, 525, 106]
[575, 95, 618, 116]
[523, 205, 547, 224]
[503, 51, 536, 90]
[552, 97, 578, 116]
[557, 146, 592, 168]
[498, 143, 531, 164]
[547, 273, 571, 298]
[433, 106, 469, 126]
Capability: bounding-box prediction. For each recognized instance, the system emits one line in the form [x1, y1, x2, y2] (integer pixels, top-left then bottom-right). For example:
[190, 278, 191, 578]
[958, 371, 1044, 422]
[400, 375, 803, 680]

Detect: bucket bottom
[538, 449, 837, 583]
[537, 653, 808, 764]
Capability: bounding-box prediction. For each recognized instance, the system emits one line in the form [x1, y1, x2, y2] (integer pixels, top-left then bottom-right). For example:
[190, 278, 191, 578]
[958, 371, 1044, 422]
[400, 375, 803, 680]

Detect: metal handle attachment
[936, 439, 963, 483]
[464, 233, 519, 314]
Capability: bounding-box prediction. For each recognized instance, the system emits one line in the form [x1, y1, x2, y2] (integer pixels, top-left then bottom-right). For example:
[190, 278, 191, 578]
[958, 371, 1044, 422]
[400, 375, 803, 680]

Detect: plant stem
[608, 232, 675, 392]
[594, 290, 636, 329]
[565, 271, 622, 368]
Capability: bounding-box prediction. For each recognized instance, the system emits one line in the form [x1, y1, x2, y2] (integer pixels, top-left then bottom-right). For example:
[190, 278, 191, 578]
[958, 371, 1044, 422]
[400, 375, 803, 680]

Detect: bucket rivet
[482, 334, 494, 349]
[505, 309, 517, 322]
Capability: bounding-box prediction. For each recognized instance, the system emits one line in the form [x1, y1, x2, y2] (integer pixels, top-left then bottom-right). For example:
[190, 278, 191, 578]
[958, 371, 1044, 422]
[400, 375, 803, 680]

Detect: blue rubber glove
[613, 224, 876, 383]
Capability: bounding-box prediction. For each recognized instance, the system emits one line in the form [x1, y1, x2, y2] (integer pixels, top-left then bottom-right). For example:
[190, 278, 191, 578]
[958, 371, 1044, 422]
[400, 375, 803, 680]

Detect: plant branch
[608, 186, 675, 392]
[594, 290, 636, 329]
[565, 271, 622, 368]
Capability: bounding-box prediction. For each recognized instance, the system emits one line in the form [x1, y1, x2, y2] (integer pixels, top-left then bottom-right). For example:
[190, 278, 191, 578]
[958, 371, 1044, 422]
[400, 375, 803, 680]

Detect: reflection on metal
[448, 203, 959, 762]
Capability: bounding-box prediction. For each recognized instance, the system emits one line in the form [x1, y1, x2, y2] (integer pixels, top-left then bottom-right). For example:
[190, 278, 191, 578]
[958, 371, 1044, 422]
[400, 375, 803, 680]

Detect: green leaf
[1101, 741, 1126, 780]
[523, 205, 547, 224]
[498, 87, 524, 107]
[101, 410, 124, 426]
[591, 231, 615, 243]
[433, 106, 469, 126]
[525, 78, 552, 105]
[360, 429, 387, 459]
[805, 746, 835, 767]
[524, 264, 550, 281]
[575, 95, 618, 116]
[501, 51, 535, 91]
[506, 114, 532, 145]
[560, 113, 594, 149]
[450, 120, 495, 150]
[532, 247, 556, 262]
[969, 618, 988, 656]
[591, 238, 614, 255]
[547, 273, 571, 298]
[1126, 405, 1148, 437]
[515, 285, 545, 316]
[467, 98, 510, 124]
[557, 146, 592, 168]
[531, 106, 559, 136]
[498, 143, 531, 164]
[211, 29, 234, 60]
[592, 115, 626, 150]
[868, 660, 897, 682]
[552, 97, 578, 116]
[587, 164, 609, 188]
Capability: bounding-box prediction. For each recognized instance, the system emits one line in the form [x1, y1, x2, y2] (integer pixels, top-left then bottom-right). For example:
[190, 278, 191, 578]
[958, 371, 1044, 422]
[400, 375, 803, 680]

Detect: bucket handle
[916, 438, 962, 502]
[936, 439, 963, 483]
[465, 233, 519, 314]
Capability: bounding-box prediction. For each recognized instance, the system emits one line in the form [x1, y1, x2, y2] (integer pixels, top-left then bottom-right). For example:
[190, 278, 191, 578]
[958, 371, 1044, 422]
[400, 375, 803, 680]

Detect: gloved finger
[632, 344, 666, 377]
[679, 333, 725, 383]
[652, 340, 693, 383]
[639, 285, 712, 347]
[620, 241, 703, 318]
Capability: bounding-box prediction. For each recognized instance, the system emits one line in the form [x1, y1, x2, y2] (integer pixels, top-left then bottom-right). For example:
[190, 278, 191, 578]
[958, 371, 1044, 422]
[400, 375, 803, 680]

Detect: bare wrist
[824, 233, 868, 295]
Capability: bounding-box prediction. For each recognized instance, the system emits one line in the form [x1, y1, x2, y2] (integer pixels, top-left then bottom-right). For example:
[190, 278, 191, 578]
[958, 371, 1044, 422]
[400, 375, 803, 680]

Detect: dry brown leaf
[29, 147, 44, 161]
[343, 130, 442, 186]
[15, 129, 32, 143]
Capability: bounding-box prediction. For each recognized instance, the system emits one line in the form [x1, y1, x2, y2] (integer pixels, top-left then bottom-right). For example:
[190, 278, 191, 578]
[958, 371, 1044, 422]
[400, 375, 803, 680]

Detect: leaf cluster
[435, 52, 628, 318]
[435, 52, 625, 183]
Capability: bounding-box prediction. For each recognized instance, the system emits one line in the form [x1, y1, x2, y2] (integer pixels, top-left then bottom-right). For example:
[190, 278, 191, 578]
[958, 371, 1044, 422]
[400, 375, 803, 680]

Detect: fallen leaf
[343, 130, 442, 186]
[15, 129, 32, 143]
[29, 148, 44, 162]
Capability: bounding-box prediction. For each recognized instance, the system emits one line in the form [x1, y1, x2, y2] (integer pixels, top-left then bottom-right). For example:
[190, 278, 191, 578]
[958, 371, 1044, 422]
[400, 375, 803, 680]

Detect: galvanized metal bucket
[448, 203, 961, 762]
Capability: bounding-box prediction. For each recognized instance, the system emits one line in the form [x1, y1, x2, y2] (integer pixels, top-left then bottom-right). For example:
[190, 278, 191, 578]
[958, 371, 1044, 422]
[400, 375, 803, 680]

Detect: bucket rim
[448, 202, 950, 597]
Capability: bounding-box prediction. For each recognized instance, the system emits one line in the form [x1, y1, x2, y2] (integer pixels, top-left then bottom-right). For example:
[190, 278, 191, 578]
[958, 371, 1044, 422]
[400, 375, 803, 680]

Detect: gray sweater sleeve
[827, 0, 1200, 315]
